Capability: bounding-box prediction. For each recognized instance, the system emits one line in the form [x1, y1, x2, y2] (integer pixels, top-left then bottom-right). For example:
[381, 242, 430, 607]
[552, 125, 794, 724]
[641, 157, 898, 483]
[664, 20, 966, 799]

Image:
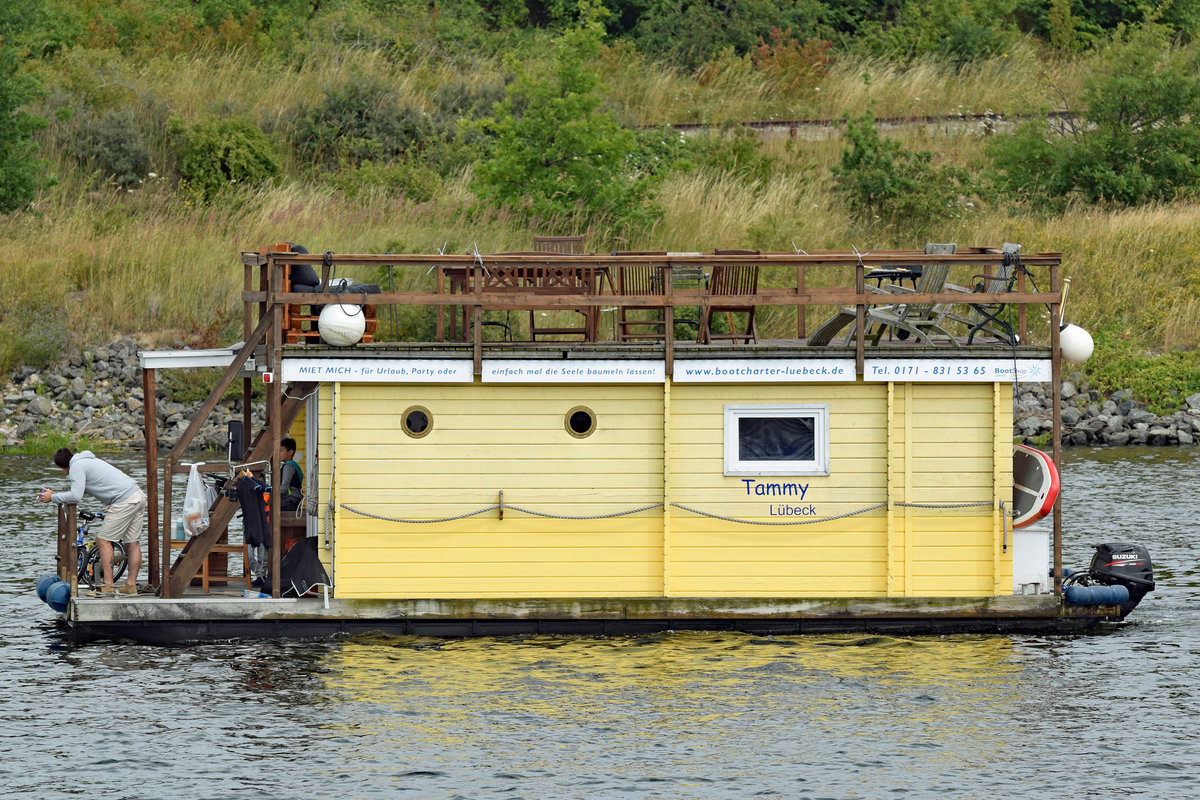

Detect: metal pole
[143, 366, 159, 586]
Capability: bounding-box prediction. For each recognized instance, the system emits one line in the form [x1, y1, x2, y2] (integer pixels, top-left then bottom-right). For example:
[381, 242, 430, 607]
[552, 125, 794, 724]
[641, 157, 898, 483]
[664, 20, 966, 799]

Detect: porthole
[565, 406, 596, 438]
[402, 405, 432, 438]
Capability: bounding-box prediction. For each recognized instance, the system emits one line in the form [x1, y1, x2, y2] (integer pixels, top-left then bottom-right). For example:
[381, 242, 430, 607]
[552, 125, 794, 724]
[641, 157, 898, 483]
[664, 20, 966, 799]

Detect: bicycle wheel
[77, 546, 95, 588]
[82, 543, 127, 587]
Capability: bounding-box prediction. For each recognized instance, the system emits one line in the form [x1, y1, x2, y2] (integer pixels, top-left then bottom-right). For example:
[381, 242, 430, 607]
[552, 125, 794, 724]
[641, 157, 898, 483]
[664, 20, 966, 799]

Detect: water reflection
[313, 632, 1029, 786]
[2, 450, 1198, 798]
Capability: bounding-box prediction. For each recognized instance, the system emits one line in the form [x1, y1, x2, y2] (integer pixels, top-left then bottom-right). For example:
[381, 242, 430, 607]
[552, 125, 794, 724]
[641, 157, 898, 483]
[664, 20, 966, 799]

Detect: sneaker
[88, 584, 116, 597]
[118, 584, 138, 595]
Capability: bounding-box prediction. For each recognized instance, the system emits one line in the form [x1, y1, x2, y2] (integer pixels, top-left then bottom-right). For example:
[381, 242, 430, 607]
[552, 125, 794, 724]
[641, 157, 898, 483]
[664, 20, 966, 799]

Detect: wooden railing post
[854, 261, 866, 375]
[57, 503, 78, 592]
[663, 262, 674, 377]
[268, 254, 284, 598]
[56, 503, 69, 580]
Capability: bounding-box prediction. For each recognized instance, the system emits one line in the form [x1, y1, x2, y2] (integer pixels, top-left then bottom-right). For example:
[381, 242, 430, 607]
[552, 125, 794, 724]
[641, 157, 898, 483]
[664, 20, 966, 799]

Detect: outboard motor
[1088, 542, 1155, 607]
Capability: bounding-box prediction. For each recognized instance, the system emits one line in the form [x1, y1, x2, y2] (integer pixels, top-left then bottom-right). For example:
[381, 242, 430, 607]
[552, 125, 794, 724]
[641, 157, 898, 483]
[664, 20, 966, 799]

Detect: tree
[987, 24, 1200, 209]
[631, 0, 825, 71]
[472, 1, 660, 230]
[1013, 0, 1200, 45]
[0, 2, 47, 213]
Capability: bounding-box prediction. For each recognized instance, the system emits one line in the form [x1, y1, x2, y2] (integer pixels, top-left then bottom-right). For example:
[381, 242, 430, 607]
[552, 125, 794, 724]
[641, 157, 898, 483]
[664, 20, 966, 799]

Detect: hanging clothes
[236, 474, 271, 549]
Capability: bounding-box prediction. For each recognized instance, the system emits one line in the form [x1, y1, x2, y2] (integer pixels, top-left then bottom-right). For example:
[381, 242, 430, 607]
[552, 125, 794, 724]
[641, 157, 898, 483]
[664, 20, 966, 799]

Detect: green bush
[1084, 331, 1200, 416]
[0, 299, 72, 374]
[291, 81, 434, 169]
[1013, 0, 1200, 45]
[68, 106, 153, 188]
[170, 114, 279, 201]
[938, 13, 1009, 65]
[687, 126, 781, 185]
[0, 46, 47, 213]
[832, 0, 1014, 62]
[428, 77, 509, 138]
[472, 3, 663, 231]
[986, 24, 1200, 209]
[832, 111, 975, 229]
[630, 0, 824, 71]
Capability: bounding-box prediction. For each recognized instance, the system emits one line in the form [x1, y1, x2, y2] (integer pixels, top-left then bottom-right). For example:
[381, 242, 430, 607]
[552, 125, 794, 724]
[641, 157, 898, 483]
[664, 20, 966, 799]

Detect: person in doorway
[38, 448, 146, 596]
[279, 437, 304, 514]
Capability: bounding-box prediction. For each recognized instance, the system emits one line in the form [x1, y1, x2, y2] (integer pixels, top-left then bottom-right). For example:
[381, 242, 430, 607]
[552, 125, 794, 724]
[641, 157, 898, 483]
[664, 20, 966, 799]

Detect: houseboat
[44, 242, 1155, 643]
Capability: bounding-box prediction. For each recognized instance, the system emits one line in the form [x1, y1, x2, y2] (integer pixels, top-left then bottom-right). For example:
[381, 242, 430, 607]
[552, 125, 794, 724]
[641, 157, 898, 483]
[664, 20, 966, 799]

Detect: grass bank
[6, 169, 1200, 351]
[4, 29, 1199, 407]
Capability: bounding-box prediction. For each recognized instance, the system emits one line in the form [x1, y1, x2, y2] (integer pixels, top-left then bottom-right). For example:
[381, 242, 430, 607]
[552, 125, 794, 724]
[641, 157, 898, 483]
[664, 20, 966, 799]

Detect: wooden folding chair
[700, 262, 759, 344]
[617, 264, 667, 341]
[808, 242, 956, 347]
[854, 261, 959, 347]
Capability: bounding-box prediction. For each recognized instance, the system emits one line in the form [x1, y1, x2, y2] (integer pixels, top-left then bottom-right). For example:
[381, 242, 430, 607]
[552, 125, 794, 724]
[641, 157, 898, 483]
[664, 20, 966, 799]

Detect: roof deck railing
[242, 245, 1063, 375]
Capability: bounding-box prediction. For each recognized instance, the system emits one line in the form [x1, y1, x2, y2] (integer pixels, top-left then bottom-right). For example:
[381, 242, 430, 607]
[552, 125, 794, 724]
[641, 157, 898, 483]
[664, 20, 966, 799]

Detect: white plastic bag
[183, 464, 210, 536]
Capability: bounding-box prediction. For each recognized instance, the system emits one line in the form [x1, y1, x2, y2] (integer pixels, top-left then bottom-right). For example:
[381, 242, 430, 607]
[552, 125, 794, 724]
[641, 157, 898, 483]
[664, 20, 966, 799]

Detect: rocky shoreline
[1015, 373, 1200, 447]
[1, 339, 262, 453]
[2, 339, 1199, 451]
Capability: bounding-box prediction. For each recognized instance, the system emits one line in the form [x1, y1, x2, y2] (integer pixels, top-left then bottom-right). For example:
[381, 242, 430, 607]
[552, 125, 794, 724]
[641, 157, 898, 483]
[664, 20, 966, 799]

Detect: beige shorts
[98, 490, 146, 544]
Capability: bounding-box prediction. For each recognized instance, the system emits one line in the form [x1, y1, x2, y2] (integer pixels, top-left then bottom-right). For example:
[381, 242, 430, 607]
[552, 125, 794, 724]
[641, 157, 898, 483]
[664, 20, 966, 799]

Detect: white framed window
[723, 404, 830, 476]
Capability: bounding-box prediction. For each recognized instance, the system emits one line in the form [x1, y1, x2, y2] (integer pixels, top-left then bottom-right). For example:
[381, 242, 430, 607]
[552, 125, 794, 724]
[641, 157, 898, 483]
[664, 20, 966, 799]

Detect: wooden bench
[170, 521, 307, 594]
[170, 539, 250, 593]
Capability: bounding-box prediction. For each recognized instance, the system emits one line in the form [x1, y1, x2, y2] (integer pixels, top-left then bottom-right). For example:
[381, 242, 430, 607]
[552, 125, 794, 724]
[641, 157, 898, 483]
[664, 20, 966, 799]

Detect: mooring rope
[501, 502, 665, 521]
[340, 501, 665, 523]
[338, 499, 999, 526]
[896, 501, 995, 509]
[341, 503, 502, 524]
[669, 501, 886, 526]
[1000, 499, 1010, 552]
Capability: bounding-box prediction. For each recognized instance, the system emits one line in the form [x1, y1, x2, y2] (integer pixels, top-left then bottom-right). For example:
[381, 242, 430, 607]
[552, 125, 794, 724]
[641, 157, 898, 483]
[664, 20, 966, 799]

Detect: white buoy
[1060, 323, 1094, 363]
[318, 303, 366, 346]
[1057, 275, 1093, 363]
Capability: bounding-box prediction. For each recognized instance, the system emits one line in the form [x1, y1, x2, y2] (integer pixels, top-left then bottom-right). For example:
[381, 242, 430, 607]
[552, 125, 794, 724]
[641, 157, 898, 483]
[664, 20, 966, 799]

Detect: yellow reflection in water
[316, 632, 1027, 771]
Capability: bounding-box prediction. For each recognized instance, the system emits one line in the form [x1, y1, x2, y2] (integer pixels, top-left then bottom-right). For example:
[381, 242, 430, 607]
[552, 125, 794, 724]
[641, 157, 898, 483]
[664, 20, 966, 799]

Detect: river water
[2, 449, 1197, 799]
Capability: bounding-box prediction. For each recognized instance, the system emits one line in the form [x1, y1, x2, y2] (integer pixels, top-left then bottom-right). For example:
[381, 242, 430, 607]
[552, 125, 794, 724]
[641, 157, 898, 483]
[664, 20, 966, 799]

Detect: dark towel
[236, 475, 271, 549]
[281, 537, 331, 598]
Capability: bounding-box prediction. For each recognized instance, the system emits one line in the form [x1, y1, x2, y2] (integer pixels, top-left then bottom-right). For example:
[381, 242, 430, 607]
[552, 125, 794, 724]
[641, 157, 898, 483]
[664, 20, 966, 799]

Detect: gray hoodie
[51, 450, 140, 507]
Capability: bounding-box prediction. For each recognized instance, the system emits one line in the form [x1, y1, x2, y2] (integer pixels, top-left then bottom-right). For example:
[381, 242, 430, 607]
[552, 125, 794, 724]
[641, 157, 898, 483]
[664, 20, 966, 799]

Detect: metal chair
[939, 243, 1022, 345]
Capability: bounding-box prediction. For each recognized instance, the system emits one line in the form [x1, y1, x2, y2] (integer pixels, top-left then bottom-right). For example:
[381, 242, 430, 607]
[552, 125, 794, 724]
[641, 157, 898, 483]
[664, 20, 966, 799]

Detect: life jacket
[284, 459, 303, 490]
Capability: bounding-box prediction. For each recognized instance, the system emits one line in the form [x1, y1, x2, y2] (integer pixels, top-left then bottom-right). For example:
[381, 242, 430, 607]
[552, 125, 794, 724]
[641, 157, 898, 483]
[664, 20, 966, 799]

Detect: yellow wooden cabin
[302, 363, 1021, 602]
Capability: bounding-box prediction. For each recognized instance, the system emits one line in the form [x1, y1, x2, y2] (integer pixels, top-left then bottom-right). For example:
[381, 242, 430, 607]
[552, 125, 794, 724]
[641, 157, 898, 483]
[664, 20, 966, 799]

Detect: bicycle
[75, 511, 127, 589]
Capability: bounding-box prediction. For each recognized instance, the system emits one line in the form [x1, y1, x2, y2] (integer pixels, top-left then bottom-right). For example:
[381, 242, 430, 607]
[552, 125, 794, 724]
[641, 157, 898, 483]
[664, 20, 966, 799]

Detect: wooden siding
[323, 378, 1014, 600]
[331, 383, 664, 598]
[670, 384, 886, 596]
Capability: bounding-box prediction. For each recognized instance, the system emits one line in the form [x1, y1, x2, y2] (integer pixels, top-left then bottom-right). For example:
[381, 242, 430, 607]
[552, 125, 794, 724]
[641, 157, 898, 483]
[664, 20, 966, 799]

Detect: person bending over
[38, 448, 146, 596]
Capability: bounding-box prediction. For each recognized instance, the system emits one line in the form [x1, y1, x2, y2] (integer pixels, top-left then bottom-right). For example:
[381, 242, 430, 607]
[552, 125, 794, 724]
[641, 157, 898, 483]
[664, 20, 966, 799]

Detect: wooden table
[439, 264, 613, 342]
